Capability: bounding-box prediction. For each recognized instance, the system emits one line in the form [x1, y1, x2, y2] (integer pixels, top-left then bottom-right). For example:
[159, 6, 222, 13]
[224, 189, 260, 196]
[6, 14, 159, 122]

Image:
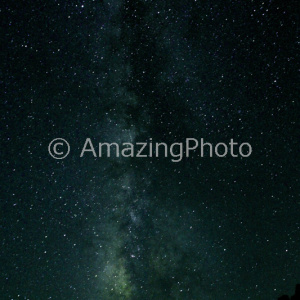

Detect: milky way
[1, 0, 299, 299]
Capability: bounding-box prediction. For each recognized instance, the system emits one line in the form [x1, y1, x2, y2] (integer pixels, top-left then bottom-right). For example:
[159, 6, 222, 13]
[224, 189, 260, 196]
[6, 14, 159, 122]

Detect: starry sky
[1, 0, 299, 299]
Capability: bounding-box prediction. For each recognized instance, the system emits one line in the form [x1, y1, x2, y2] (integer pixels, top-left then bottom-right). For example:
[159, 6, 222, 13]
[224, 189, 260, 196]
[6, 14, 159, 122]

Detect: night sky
[1, 0, 299, 299]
